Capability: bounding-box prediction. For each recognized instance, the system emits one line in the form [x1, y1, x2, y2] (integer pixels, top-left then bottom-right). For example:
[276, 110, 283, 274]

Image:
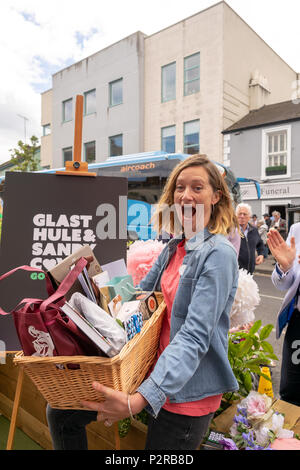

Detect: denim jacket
[137, 228, 239, 417]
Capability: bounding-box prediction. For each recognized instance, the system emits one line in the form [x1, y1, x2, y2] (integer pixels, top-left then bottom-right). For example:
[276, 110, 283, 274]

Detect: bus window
[128, 176, 163, 204]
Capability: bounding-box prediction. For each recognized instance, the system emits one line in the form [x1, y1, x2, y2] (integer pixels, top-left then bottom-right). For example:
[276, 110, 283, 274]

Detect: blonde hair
[152, 154, 239, 236]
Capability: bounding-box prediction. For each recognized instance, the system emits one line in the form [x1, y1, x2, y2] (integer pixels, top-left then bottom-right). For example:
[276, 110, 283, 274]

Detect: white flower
[270, 413, 294, 439]
[255, 425, 271, 447]
[230, 269, 260, 328]
[255, 412, 294, 445]
[230, 422, 239, 437]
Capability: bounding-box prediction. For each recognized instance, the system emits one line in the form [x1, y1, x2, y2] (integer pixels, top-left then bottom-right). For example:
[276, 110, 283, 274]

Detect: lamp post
[17, 114, 29, 143]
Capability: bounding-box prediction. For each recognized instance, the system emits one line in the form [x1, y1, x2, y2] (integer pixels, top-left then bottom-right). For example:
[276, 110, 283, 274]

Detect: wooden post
[114, 422, 121, 450]
[6, 367, 24, 450]
[56, 95, 96, 177]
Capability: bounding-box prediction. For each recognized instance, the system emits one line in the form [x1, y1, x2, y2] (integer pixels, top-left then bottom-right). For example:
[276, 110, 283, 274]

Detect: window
[84, 89, 96, 115]
[161, 62, 176, 102]
[262, 126, 291, 178]
[109, 79, 123, 106]
[161, 126, 176, 153]
[184, 120, 200, 154]
[109, 134, 123, 157]
[62, 147, 72, 164]
[62, 98, 72, 122]
[184, 52, 200, 96]
[42, 124, 51, 136]
[84, 141, 96, 163]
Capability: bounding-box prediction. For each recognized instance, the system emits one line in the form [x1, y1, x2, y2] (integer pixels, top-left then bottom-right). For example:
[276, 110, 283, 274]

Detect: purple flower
[242, 431, 256, 448]
[242, 431, 273, 450]
[234, 414, 250, 427]
[237, 405, 247, 417]
[245, 445, 273, 451]
[219, 438, 238, 450]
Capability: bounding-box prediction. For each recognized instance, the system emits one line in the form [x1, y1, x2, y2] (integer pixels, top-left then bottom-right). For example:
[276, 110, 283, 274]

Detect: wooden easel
[6, 96, 120, 450]
[6, 358, 24, 450]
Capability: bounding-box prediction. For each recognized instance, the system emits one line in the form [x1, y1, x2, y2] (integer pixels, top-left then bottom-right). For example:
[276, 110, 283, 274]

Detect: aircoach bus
[0, 151, 261, 240]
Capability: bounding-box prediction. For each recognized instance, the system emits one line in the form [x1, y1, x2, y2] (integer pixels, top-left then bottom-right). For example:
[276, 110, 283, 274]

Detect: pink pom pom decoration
[127, 240, 165, 286]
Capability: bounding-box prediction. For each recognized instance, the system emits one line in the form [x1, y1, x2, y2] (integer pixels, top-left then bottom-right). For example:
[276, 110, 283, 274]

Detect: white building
[41, 1, 298, 169]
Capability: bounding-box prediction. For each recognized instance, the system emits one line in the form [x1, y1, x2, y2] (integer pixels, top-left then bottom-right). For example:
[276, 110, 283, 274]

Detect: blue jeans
[46, 404, 213, 450]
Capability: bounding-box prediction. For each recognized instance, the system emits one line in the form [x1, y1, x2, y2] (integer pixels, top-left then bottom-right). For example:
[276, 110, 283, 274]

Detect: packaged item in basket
[69, 292, 127, 354]
[108, 294, 122, 318]
[105, 275, 137, 303]
[92, 271, 111, 312]
[116, 301, 143, 341]
[48, 245, 102, 301]
[136, 292, 159, 320]
[124, 313, 143, 341]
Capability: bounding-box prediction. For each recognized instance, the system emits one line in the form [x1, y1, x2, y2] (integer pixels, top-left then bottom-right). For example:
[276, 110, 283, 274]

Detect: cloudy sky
[1, 0, 300, 164]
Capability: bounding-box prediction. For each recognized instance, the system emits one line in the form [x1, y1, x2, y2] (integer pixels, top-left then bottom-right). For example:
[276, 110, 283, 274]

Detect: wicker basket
[13, 299, 166, 410]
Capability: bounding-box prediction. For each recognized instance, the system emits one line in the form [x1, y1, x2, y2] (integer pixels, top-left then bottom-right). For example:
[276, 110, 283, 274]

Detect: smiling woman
[46, 155, 240, 450]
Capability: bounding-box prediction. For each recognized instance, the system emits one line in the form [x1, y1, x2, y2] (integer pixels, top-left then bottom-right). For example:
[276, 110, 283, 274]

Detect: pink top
[158, 239, 222, 416]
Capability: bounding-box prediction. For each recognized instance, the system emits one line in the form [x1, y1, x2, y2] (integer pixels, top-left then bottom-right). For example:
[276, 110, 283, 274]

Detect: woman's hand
[267, 229, 296, 272]
[81, 382, 148, 426]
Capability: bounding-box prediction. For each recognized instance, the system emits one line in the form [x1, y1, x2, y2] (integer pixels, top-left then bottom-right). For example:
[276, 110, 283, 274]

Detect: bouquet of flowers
[229, 269, 260, 330]
[220, 391, 294, 450]
[127, 239, 165, 286]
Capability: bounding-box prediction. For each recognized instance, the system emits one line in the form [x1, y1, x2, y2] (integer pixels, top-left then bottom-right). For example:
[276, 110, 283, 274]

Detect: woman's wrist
[128, 392, 148, 416]
[278, 262, 292, 273]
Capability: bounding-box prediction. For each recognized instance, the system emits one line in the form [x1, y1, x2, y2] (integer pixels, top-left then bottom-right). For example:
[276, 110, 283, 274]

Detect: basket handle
[40, 257, 88, 313]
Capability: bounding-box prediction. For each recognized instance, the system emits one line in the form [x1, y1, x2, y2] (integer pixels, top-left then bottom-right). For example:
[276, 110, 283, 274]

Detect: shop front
[239, 179, 300, 228]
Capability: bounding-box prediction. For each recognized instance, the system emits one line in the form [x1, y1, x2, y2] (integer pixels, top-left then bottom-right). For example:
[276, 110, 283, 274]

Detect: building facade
[41, 1, 298, 169]
[223, 100, 300, 224]
[144, 1, 297, 163]
[42, 32, 145, 168]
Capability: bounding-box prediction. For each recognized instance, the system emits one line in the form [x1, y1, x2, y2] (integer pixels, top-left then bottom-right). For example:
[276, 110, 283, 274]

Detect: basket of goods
[0, 249, 165, 409]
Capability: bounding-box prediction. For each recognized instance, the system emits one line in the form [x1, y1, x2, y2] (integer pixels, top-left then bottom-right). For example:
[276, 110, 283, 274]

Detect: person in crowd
[251, 214, 258, 227]
[47, 154, 240, 450]
[227, 227, 241, 257]
[236, 203, 264, 274]
[270, 211, 287, 239]
[257, 218, 269, 259]
[267, 224, 300, 406]
[263, 213, 272, 229]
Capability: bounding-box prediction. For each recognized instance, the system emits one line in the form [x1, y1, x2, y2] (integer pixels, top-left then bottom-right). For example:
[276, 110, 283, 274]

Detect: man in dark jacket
[236, 203, 265, 274]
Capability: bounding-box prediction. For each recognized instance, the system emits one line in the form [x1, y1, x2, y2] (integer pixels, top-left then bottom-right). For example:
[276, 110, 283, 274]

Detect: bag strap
[0, 298, 43, 317]
[0, 265, 56, 316]
[40, 257, 88, 313]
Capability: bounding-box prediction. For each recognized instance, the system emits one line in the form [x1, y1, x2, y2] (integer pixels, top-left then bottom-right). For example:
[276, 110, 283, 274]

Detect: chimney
[249, 70, 271, 111]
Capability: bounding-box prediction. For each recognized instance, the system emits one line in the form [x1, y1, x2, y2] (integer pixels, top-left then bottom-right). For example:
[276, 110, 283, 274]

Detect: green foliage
[9, 135, 39, 172]
[117, 321, 277, 435]
[134, 409, 149, 426]
[118, 410, 149, 438]
[223, 320, 278, 404]
[118, 417, 131, 438]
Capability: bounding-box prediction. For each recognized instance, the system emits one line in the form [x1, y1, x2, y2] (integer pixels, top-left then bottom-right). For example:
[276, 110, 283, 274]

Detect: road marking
[260, 294, 284, 301]
[254, 272, 271, 278]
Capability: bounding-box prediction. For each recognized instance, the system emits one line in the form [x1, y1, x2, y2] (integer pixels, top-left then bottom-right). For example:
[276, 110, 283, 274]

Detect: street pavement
[254, 254, 276, 276]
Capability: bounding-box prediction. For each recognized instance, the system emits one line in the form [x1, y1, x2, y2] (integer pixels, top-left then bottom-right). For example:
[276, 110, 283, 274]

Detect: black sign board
[0, 172, 127, 350]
